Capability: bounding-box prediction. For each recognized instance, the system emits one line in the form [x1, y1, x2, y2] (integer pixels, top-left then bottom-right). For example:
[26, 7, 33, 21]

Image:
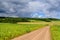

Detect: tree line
[0, 17, 60, 23]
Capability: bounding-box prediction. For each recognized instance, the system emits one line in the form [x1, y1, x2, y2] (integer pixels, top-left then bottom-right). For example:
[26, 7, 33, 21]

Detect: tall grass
[0, 23, 46, 40]
[50, 21, 60, 40]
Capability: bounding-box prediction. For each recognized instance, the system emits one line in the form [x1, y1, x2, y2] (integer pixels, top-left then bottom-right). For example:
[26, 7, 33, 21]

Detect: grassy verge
[50, 24, 60, 40]
[0, 23, 47, 40]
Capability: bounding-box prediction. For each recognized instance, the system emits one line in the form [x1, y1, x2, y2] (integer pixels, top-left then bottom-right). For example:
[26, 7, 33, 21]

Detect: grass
[50, 21, 60, 40]
[0, 23, 47, 40]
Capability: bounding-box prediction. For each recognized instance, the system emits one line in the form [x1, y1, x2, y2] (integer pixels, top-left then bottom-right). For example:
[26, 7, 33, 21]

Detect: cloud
[32, 13, 43, 18]
[0, 0, 60, 18]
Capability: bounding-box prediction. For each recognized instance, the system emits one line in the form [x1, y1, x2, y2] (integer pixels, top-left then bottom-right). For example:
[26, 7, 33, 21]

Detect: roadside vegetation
[50, 21, 60, 40]
[0, 23, 47, 40]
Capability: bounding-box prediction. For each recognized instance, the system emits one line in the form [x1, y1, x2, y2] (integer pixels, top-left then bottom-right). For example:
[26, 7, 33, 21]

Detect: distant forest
[0, 17, 60, 23]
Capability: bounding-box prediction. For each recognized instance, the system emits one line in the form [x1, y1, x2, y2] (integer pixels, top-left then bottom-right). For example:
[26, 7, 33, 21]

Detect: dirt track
[12, 26, 51, 40]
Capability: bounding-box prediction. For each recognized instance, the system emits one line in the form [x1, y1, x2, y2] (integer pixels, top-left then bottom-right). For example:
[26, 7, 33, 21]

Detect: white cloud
[0, 0, 60, 18]
[32, 13, 43, 18]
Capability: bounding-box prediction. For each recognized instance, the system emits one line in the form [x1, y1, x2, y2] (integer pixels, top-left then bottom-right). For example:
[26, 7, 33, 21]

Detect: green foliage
[51, 25, 60, 40]
[0, 17, 60, 23]
[0, 23, 46, 40]
[0, 17, 30, 23]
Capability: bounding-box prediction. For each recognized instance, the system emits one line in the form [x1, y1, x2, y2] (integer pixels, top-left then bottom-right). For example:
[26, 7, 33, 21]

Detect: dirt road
[12, 26, 51, 40]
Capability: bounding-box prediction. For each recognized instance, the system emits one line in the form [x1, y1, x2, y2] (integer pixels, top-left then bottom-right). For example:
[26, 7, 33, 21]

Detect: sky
[0, 0, 60, 18]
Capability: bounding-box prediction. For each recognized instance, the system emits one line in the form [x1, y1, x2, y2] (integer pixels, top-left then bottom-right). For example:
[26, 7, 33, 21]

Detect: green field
[0, 23, 47, 40]
[0, 21, 60, 40]
[50, 21, 60, 40]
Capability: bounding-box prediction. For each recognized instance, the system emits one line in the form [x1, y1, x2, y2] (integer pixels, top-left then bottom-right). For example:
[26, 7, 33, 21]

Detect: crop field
[0, 23, 47, 40]
[50, 21, 60, 40]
